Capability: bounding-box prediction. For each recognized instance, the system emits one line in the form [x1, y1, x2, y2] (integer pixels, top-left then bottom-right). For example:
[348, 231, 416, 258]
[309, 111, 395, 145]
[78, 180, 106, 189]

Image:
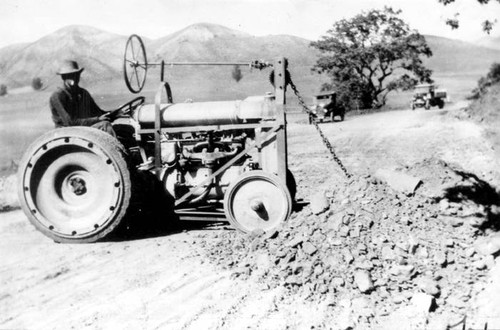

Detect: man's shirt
[49, 85, 104, 127]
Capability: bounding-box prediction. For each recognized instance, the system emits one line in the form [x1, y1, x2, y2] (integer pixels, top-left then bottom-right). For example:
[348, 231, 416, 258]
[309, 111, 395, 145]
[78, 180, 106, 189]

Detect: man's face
[62, 73, 80, 89]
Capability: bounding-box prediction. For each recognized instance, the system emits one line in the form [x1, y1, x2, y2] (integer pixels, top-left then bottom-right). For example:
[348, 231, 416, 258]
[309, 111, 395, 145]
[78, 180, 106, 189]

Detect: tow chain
[280, 70, 352, 178]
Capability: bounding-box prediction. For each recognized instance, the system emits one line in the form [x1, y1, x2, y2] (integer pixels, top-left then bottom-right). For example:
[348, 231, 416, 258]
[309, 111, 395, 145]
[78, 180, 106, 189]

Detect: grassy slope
[424, 35, 500, 74]
[467, 83, 500, 121]
[465, 83, 500, 157]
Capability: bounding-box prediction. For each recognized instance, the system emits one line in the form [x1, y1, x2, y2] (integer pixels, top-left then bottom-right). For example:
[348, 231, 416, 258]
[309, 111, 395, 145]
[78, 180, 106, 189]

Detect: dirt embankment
[461, 83, 500, 159]
[1, 105, 500, 329]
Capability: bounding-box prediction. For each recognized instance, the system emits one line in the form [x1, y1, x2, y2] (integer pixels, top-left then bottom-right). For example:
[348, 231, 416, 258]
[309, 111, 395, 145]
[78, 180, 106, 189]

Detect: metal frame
[138, 57, 289, 221]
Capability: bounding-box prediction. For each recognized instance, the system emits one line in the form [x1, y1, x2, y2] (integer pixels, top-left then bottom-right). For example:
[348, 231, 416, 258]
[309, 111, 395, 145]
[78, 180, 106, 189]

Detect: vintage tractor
[308, 91, 344, 124]
[410, 83, 447, 110]
[17, 35, 297, 243]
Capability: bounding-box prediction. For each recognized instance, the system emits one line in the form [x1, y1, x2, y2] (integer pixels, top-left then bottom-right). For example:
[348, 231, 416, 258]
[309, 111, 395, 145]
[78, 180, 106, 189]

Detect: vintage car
[308, 91, 345, 124]
[411, 84, 447, 110]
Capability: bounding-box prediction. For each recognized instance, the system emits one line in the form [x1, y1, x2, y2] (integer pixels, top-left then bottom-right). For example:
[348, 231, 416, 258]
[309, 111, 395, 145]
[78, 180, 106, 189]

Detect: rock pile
[198, 159, 499, 328]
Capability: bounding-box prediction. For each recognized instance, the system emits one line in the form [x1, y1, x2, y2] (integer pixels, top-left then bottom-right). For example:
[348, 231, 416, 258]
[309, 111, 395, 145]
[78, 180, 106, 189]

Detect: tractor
[17, 35, 297, 243]
[410, 83, 447, 110]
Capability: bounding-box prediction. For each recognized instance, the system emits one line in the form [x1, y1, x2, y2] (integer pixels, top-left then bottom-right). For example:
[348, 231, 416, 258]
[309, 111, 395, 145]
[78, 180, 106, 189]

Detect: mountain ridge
[1, 23, 499, 88]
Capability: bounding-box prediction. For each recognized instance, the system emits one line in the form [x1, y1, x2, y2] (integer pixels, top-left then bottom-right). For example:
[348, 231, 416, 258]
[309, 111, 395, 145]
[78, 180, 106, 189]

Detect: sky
[0, 0, 499, 49]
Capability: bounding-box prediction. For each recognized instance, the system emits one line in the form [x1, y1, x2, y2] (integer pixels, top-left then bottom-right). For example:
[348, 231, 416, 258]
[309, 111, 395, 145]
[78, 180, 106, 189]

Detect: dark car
[309, 91, 345, 124]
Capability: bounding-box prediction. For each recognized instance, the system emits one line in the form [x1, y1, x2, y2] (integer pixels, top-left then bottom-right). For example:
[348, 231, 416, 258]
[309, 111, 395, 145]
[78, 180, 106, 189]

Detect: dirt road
[1, 105, 499, 329]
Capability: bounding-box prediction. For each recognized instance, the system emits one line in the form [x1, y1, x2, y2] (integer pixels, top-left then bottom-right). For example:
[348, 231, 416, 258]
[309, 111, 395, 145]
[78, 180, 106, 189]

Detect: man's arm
[84, 89, 107, 115]
[50, 92, 72, 126]
[83, 89, 113, 122]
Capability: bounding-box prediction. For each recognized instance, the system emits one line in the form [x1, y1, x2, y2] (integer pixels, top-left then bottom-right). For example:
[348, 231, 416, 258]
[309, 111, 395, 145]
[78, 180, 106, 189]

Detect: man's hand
[98, 113, 111, 121]
[99, 109, 123, 122]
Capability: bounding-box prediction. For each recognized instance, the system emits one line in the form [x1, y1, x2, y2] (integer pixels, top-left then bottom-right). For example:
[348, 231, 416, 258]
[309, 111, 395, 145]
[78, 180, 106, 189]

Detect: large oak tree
[311, 7, 433, 109]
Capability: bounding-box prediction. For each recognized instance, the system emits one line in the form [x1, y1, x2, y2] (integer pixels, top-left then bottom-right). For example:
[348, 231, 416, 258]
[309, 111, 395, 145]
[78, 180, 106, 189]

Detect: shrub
[0, 84, 7, 96]
[231, 65, 243, 83]
[31, 77, 43, 91]
[469, 63, 500, 99]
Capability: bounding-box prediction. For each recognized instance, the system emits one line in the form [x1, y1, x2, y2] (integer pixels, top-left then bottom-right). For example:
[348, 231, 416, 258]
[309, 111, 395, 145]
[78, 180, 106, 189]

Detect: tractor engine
[133, 94, 285, 208]
[160, 131, 250, 204]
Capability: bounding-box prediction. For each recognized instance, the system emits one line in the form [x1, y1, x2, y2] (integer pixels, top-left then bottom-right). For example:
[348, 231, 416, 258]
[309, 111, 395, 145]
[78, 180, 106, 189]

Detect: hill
[0, 25, 128, 87]
[150, 23, 313, 66]
[424, 35, 500, 74]
[1, 24, 499, 95]
[0, 23, 318, 90]
[476, 35, 500, 50]
[0, 43, 30, 71]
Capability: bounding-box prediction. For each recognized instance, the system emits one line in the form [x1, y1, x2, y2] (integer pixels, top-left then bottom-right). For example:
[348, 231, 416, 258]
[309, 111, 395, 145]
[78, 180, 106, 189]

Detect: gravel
[196, 159, 499, 327]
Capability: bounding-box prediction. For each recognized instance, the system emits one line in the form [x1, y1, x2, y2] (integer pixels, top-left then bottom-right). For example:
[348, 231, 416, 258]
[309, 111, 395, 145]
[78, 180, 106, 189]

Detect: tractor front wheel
[224, 171, 292, 236]
[18, 127, 131, 243]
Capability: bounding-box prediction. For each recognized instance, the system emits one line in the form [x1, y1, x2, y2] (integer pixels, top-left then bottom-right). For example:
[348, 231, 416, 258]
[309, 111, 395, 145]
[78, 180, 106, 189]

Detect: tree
[31, 77, 43, 91]
[438, 0, 499, 33]
[231, 65, 243, 83]
[0, 84, 7, 97]
[311, 7, 433, 109]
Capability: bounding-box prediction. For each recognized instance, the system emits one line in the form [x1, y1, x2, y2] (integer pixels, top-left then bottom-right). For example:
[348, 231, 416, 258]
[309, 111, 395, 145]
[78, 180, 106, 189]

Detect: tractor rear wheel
[224, 171, 292, 236]
[18, 127, 131, 243]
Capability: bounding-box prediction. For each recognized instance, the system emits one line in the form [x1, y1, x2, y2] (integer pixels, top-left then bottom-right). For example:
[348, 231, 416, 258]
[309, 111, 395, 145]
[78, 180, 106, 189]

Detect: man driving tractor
[49, 60, 117, 136]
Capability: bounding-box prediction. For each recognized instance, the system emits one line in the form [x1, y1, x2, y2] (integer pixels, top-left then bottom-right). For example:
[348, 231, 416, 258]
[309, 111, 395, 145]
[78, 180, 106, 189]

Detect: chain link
[284, 71, 352, 178]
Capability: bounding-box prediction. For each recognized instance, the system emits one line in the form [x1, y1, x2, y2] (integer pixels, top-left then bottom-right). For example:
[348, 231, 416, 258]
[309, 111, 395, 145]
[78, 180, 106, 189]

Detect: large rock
[474, 233, 500, 256]
[381, 245, 396, 260]
[374, 169, 422, 195]
[302, 241, 317, 256]
[434, 251, 448, 267]
[410, 292, 435, 314]
[310, 191, 330, 215]
[390, 264, 415, 280]
[327, 211, 345, 232]
[354, 270, 374, 293]
[416, 277, 441, 296]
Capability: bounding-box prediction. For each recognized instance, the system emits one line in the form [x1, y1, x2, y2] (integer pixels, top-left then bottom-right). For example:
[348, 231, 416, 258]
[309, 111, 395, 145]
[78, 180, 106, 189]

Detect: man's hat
[57, 60, 84, 75]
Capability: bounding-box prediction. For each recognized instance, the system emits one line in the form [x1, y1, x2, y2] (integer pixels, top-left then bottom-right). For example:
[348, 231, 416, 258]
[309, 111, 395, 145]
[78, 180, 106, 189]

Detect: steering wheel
[108, 96, 145, 120]
[123, 34, 148, 94]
